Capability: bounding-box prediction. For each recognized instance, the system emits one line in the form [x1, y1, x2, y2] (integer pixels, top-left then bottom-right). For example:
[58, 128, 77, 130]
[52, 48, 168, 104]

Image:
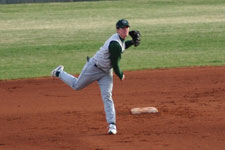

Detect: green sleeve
[109, 41, 123, 80]
[125, 40, 134, 49]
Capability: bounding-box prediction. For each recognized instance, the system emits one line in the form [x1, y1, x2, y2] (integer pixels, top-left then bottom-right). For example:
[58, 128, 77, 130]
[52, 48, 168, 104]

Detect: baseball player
[51, 19, 141, 135]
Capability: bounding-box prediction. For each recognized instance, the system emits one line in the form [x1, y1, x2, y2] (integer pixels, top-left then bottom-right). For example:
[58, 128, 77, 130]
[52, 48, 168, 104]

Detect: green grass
[0, 0, 225, 79]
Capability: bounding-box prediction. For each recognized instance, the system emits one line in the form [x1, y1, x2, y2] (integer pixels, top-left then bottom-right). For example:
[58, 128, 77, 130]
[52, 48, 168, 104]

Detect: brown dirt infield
[1, 66, 225, 150]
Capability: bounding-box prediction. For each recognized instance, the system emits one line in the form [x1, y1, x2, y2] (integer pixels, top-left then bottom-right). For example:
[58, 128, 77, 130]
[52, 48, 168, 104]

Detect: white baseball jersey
[93, 33, 126, 72]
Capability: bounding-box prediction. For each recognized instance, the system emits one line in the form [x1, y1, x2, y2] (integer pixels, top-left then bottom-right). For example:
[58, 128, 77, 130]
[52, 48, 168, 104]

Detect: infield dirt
[1, 66, 225, 150]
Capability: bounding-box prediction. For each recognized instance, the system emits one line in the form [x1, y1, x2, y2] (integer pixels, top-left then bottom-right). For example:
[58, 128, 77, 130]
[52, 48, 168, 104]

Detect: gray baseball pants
[59, 58, 116, 124]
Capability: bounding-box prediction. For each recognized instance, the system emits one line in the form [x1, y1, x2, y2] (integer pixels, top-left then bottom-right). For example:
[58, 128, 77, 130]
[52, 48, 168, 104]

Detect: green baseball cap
[116, 19, 130, 29]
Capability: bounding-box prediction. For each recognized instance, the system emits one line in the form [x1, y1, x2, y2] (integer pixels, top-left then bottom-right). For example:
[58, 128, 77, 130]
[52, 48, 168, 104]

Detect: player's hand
[122, 74, 125, 81]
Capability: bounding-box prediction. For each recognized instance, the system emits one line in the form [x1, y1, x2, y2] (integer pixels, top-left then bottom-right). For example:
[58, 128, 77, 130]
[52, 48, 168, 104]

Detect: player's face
[117, 26, 129, 39]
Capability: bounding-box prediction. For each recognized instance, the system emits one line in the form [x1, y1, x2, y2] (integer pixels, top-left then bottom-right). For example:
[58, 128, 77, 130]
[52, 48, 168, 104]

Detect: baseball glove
[129, 30, 141, 47]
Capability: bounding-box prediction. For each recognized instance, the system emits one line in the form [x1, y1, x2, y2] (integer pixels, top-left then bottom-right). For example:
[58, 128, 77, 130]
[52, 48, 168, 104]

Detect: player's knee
[72, 84, 83, 91]
[73, 85, 80, 90]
